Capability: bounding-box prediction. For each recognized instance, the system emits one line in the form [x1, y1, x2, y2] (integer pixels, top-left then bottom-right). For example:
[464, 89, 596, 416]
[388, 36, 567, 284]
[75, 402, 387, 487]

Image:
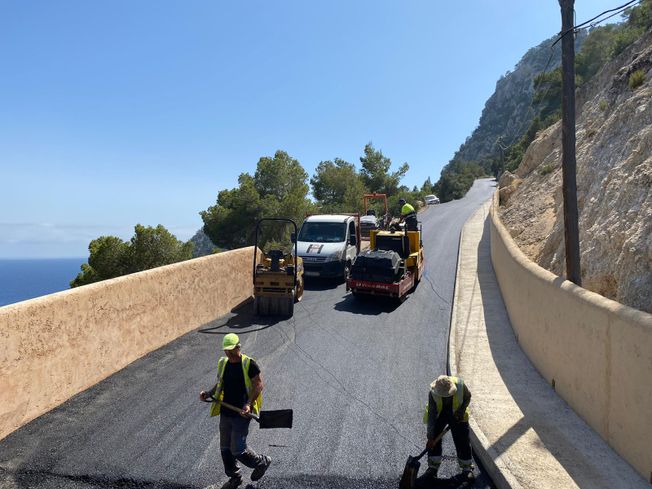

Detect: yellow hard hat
[222, 333, 240, 350]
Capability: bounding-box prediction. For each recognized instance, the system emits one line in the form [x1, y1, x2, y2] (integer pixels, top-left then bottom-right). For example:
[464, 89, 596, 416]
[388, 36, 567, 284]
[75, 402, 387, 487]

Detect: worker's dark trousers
[405, 215, 418, 231]
[427, 418, 473, 471]
[219, 415, 266, 478]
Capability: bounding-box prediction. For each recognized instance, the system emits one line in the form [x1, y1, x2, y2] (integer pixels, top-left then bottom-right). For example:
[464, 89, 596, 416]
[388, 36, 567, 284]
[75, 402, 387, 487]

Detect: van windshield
[298, 222, 346, 243]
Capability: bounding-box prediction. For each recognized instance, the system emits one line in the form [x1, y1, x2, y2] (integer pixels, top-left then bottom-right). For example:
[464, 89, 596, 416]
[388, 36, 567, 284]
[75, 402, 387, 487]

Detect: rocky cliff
[498, 30, 652, 313]
[190, 228, 218, 258]
[454, 33, 586, 164]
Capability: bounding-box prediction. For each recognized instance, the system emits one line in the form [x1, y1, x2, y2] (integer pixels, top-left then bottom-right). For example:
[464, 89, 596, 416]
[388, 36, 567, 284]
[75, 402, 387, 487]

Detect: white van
[424, 194, 440, 205]
[296, 215, 360, 281]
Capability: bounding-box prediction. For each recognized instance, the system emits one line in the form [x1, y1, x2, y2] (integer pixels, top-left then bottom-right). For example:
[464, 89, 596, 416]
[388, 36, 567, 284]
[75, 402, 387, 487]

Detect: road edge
[448, 199, 521, 489]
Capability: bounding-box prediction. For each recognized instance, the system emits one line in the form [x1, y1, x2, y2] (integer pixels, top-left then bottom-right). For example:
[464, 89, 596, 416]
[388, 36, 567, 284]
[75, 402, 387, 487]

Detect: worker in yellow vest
[398, 198, 418, 231]
[200, 333, 271, 489]
[420, 375, 474, 483]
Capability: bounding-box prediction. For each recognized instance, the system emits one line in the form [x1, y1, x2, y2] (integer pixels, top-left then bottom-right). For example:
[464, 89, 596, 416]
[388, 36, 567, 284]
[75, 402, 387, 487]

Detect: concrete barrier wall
[489, 192, 652, 480]
[0, 247, 258, 441]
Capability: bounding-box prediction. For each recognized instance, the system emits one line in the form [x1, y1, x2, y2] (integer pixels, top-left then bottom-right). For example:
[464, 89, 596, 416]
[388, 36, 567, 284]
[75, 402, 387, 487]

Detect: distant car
[424, 194, 440, 205]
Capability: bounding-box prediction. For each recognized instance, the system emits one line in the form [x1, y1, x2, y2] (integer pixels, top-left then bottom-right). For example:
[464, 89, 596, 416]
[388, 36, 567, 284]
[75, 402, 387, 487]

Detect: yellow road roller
[253, 218, 304, 317]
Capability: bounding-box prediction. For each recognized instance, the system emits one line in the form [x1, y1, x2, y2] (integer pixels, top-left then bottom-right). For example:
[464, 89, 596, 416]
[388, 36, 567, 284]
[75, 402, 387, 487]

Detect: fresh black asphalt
[0, 179, 497, 489]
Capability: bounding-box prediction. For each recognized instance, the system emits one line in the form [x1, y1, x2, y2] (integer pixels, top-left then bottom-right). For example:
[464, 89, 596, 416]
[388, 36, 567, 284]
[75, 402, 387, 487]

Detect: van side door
[346, 219, 357, 261]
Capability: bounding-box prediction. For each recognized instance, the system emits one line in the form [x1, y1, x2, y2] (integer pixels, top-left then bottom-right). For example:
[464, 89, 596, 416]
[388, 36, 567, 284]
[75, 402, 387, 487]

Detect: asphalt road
[0, 179, 497, 489]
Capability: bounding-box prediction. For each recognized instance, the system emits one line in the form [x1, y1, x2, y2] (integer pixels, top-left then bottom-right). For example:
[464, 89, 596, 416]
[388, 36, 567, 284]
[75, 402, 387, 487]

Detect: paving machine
[253, 218, 304, 317]
[347, 221, 424, 301]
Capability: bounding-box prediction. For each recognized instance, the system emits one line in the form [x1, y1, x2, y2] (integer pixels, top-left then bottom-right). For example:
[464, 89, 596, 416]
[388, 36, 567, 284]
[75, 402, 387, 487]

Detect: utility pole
[559, 0, 582, 285]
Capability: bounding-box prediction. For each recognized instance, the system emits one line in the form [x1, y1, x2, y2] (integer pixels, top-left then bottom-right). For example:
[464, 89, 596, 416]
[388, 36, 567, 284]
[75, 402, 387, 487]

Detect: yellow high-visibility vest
[422, 376, 469, 423]
[401, 203, 416, 216]
[210, 354, 262, 417]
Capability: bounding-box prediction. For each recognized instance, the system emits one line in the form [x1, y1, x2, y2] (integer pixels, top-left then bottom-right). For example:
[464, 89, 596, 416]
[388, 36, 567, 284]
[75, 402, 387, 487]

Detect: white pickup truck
[296, 214, 360, 281]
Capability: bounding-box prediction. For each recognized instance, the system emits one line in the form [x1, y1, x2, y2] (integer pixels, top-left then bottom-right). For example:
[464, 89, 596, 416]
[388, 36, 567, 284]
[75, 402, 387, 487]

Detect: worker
[420, 375, 474, 483]
[398, 198, 418, 231]
[200, 333, 271, 489]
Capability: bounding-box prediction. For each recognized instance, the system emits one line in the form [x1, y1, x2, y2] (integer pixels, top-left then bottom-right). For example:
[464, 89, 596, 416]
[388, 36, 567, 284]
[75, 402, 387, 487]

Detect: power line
[490, 1, 642, 164]
[553, 0, 641, 48]
[574, 0, 639, 29]
[525, 0, 641, 140]
[586, 3, 641, 28]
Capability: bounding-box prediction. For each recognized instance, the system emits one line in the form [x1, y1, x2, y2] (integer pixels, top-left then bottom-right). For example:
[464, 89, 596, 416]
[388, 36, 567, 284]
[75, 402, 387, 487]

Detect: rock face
[190, 228, 218, 257]
[498, 171, 522, 207]
[499, 32, 652, 313]
[454, 33, 586, 163]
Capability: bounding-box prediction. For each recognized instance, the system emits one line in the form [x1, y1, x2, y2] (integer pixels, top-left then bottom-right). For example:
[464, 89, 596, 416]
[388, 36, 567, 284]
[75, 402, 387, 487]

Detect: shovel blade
[398, 456, 420, 489]
[258, 409, 293, 429]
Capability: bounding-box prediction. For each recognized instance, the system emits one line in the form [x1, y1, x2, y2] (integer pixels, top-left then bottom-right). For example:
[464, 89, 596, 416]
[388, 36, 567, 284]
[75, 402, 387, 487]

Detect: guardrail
[0, 247, 258, 441]
[489, 191, 652, 480]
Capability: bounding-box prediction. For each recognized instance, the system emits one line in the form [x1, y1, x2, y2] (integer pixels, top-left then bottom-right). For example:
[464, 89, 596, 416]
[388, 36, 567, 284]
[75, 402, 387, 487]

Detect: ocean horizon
[0, 258, 86, 307]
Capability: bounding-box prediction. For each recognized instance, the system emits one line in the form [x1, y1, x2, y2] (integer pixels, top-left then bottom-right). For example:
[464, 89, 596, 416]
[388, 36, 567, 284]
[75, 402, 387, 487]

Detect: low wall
[489, 192, 652, 480]
[0, 247, 258, 441]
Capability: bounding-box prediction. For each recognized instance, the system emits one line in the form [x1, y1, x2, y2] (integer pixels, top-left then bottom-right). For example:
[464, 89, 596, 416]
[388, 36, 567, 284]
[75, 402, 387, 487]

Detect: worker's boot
[416, 466, 438, 486]
[250, 455, 272, 481]
[462, 468, 476, 481]
[220, 474, 243, 489]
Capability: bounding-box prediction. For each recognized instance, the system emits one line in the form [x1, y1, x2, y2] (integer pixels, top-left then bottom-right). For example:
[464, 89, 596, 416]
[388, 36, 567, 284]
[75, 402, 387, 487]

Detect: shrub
[610, 28, 642, 58]
[599, 99, 608, 111]
[539, 164, 555, 176]
[629, 69, 646, 89]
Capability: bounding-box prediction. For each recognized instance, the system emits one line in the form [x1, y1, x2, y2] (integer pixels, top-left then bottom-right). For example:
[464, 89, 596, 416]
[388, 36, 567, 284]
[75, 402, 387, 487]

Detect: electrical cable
[587, 3, 641, 28]
[553, 0, 641, 48]
[574, 0, 639, 30]
[505, 0, 642, 164]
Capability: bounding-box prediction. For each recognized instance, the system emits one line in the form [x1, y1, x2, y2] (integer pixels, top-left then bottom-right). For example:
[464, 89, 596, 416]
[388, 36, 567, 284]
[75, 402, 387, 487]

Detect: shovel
[204, 396, 293, 429]
[398, 425, 450, 489]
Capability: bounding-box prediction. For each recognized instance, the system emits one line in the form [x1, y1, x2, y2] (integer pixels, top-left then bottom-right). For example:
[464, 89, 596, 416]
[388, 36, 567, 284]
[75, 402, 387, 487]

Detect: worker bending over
[200, 333, 271, 489]
[421, 375, 475, 483]
[399, 198, 418, 231]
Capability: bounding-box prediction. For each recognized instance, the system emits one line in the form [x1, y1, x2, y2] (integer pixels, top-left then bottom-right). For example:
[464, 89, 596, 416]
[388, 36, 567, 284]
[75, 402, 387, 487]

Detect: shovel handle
[202, 395, 260, 423]
[416, 425, 451, 460]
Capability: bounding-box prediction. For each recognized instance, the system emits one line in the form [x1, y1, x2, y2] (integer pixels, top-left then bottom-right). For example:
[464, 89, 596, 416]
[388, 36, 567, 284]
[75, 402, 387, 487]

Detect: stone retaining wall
[0, 247, 257, 441]
[489, 192, 652, 480]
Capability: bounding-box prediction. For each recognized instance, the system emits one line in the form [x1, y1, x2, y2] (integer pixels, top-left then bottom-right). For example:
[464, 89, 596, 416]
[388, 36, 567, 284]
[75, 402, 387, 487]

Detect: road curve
[0, 179, 497, 489]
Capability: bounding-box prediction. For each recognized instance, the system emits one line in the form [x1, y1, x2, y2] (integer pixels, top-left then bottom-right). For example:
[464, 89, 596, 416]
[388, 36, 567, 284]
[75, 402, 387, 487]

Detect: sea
[0, 258, 86, 308]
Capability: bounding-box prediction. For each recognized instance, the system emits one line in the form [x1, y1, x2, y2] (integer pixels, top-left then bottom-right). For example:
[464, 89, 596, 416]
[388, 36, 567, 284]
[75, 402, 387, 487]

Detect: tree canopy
[310, 158, 367, 213]
[71, 225, 193, 287]
[433, 160, 485, 202]
[200, 150, 314, 250]
[359, 143, 409, 195]
[421, 177, 434, 194]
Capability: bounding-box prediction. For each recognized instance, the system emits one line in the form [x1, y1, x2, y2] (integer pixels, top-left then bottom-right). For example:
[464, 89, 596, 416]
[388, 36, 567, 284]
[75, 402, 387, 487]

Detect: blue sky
[0, 0, 620, 258]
